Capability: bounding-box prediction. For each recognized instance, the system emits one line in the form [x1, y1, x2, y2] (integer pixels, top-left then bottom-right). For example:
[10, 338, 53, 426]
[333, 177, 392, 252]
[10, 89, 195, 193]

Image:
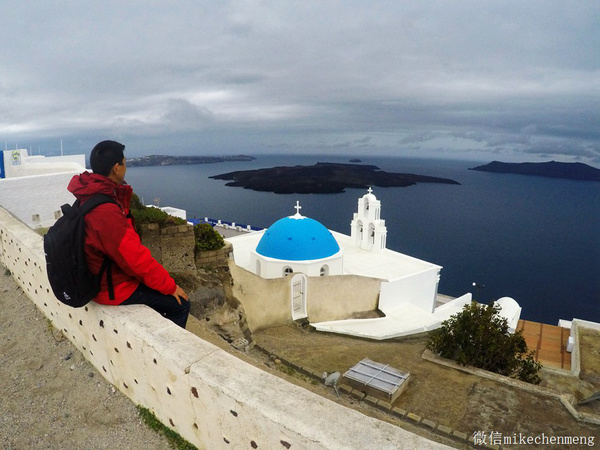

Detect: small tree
[194, 223, 225, 252]
[130, 192, 145, 211]
[427, 301, 542, 384]
[129, 193, 187, 231]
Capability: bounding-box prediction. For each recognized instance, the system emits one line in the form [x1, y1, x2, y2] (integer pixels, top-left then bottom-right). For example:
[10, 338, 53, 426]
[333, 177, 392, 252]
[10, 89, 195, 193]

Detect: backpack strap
[79, 193, 117, 215]
[79, 194, 118, 301]
[96, 257, 115, 300]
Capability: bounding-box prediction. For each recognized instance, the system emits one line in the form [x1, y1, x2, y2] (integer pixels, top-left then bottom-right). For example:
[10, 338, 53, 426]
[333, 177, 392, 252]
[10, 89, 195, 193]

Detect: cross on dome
[291, 200, 304, 219]
[367, 187, 373, 194]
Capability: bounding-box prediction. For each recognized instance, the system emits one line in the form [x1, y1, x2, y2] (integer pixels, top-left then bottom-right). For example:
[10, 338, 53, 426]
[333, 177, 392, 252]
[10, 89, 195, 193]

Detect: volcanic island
[210, 162, 460, 194]
[469, 160, 600, 181]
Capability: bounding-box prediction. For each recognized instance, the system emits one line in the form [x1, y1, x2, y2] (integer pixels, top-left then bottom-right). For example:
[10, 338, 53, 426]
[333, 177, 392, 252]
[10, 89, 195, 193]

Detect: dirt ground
[0, 270, 172, 450]
[187, 292, 600, 449]
[246, 324, 600, 448]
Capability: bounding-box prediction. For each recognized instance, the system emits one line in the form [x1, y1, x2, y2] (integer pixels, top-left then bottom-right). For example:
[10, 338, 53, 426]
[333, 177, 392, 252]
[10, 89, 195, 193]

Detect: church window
[283, 266, 293, 277]
[320, 265, 329, 277]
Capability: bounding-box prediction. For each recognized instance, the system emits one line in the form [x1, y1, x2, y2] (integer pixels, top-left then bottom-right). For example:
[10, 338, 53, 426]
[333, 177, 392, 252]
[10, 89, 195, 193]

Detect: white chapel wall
[252, 251, 343, 279]
[379, 268, 441, 314]
[229, 262, 291, 330]
[230, 262, 382, 329]
[307, 274, 381, 323]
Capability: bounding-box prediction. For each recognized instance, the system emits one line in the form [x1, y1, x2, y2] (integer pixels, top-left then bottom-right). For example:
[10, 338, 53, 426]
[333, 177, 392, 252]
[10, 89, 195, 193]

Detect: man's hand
[172, 285, 189, 305]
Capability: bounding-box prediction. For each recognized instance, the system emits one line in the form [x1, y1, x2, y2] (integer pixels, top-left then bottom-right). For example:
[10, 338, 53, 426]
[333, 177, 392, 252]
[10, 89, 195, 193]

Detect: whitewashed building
[0, 148, 85, 179]
[0, 149, 86, 229]
[227, 188, 483, 339]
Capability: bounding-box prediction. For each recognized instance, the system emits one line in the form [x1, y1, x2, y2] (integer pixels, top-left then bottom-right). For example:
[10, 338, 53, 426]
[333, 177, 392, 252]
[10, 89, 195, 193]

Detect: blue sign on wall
[0, 151, 5, 178]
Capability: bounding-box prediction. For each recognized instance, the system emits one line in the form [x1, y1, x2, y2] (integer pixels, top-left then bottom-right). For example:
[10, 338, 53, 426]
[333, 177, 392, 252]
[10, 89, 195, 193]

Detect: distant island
[210, 162, 460, 194]
[127, 154, 255, 167]
[469, 160, 600, 181]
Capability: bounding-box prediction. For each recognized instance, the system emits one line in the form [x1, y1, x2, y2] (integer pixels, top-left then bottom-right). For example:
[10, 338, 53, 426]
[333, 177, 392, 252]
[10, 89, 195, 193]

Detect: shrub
[129, 193, 225, 253]
[130, 193, 186, 230]
[427, 301, 542, 384]
[130, 192, 146, 211]
[194, 223, 225, 252]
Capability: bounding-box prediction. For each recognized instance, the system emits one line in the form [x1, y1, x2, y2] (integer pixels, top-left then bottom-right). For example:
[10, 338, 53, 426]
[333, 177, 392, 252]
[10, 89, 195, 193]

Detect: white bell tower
[350, 187, 387, 252]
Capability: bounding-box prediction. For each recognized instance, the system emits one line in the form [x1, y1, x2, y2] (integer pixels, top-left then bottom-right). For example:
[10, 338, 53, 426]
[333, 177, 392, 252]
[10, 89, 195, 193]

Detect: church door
[291, 274, 308, 320]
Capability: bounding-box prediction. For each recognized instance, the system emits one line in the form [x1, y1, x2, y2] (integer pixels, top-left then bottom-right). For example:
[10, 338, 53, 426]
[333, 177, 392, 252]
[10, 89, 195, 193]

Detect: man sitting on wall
[67, 140, 190, 328]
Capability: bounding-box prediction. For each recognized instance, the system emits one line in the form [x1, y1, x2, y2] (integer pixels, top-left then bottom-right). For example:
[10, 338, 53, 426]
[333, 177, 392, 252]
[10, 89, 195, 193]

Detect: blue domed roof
[256, 215, 340, 261]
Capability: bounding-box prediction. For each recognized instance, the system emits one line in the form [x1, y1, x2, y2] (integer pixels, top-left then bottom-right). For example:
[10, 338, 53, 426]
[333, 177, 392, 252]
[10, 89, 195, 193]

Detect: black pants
[122, 284, 190, 329]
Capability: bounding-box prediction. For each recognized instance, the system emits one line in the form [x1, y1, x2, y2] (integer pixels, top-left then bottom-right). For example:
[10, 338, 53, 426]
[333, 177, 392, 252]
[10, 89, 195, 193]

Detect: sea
[126, 154, 600, 325]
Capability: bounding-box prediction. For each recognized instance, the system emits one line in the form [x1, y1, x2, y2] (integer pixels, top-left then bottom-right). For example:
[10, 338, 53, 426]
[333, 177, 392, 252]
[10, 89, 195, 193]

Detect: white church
[226, 188, 521, 339]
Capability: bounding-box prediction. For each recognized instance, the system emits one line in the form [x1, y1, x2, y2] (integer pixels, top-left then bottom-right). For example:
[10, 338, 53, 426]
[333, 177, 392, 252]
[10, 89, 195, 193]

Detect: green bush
[132, 207, 187, 228]
[194, 223, 225, 252]
[130, 193, 187, 230]
[130, 192, 146, 211]
[427, 301, 542, 384]
[130, 193, 225, 253]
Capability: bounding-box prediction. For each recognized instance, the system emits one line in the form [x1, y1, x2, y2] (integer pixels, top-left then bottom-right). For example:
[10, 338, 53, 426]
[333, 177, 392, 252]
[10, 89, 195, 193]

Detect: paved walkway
[517, 320, 572, 371]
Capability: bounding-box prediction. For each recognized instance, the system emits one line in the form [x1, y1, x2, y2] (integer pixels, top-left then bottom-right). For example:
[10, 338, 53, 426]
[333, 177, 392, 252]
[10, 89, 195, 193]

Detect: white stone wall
[230, 262, 382, 330]
[379, 268, 441, 314]
[0, 206, 448, 450]
[252, 250, 344, 279]
[0, 172, 80, 229]
[2, 149, 85, 178]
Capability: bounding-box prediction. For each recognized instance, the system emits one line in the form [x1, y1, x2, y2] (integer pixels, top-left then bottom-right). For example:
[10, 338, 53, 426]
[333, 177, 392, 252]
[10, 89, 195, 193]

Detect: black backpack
[44, 194, 116, 307]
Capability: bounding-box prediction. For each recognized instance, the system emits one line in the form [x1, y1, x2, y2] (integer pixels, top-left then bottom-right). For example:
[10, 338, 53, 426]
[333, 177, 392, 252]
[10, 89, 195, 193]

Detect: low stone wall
[0, 206, 446, 450]
[139, 222, 232, 272]
[195, 242, 232, 268]
[138, 223, 196, 272]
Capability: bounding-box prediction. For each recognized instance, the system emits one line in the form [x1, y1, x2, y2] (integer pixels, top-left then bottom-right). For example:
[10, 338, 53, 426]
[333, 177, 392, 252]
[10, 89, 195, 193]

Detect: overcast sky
[1, 1, 599, 163]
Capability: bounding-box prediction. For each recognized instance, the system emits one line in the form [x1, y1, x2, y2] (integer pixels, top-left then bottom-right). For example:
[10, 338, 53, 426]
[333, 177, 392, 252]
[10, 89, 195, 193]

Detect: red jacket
[67, 172, 176, 305]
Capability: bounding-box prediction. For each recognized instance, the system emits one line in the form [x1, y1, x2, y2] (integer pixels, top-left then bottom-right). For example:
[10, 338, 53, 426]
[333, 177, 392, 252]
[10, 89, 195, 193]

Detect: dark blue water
[126, 154, 600, 325]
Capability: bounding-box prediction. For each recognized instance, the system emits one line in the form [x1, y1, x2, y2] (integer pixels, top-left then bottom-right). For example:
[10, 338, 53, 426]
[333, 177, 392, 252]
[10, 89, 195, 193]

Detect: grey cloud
[399, 132, 439, 145]
[0, 1, 598, 165]
[160, 99, 214, 131]
[522, 140, 600, 160]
